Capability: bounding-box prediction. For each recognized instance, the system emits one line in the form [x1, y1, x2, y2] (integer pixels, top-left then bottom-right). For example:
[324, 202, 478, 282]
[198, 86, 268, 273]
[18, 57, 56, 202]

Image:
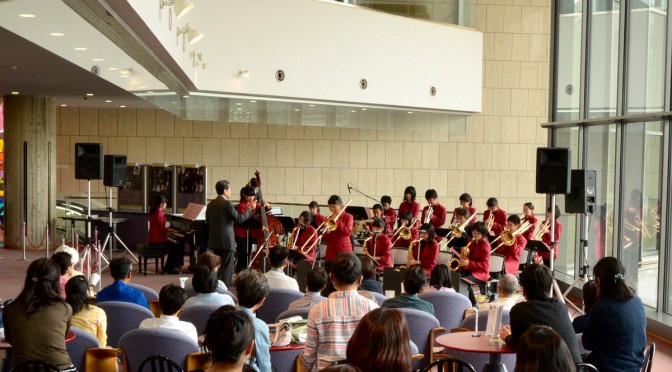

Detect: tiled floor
[1, 247, 671, 371]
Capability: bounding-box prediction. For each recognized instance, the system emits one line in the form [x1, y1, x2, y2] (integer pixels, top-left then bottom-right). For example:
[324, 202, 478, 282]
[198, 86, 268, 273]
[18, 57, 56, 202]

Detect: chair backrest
[519, 248, 531, 270]
[420, 357, 476, 372]
[460, 308, 511, 331]
[119, 328, 199, 371]
[127, 283, 159, 302]
[392, 248, 408, 265]
[66, 326, 100, 372]
[642, 342, 656, 372]
[138, 355, 184, 372]
[256, 288, 304, 324]
[576, 363, 599, 372]
[489, 254, 505, 276]
[149, 300, 162, 318]
[98, 301, 154, 347]
[180, 304, 221, 335]
[185, 287, 237, 303]
[371, 291, 388, 306]
[436, 251, 452, 266]
[10, 360, 60, 372]
[276, 307, 311, 323]
[186, 352, 211, 372]
[397, 308, 440, 369]
[85, 348, 125, 372]
[419, 291, 472, 330]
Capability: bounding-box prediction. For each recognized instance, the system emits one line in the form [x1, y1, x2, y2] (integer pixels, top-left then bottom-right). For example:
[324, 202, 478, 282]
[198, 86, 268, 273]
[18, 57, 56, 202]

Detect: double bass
[248, 171, 284, 269]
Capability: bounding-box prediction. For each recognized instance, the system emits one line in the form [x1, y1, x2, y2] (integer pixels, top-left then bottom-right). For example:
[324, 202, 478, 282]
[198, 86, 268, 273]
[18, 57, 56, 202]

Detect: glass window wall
[554, 1, 584, 121]
[587, 1, 620, 118]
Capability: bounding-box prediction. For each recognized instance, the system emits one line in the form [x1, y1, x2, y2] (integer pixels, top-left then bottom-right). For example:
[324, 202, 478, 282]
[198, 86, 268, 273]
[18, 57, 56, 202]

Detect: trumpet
[299, 199, 353, 253]
[390, 218, 417, 246]
[486, 213, 495, 231]
[424, 205, 434, 224]
[491, 221, 533, 253]
[533, 219, 551, 240]
[449, 239, 472, 272]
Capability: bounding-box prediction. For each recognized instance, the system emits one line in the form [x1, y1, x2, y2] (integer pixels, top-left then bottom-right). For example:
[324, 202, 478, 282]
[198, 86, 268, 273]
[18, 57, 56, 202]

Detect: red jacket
[324, 212, 354, 261]
[398, 201, 421, 221]
[465, 238, 491, 282]
[483, 208, 508, 237]
[412, 239, 439, 278]
[498, 234, 527, 275]
[312, 213, 326, 229]
[366, 233, 392, 270]
[148, 210, 169, 244]
[451, 206, 477, 224]
[540, 219, 562, 260]
[421, 203, 447, 230]
[292, 225, 318, 261]
[521, 214, 538, 241]
[234, 201, 270, 238]
[393, 225, 419, 248]
[384, 208, 398, 232]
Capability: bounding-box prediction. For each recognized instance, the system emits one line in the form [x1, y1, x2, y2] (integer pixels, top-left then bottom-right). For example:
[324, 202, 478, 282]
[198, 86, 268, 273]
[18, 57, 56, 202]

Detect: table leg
[482, 353, 506, 372]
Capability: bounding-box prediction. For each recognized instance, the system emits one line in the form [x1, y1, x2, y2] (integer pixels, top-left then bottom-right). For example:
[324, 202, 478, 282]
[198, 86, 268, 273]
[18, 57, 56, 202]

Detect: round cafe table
[435, 331, 514, 372]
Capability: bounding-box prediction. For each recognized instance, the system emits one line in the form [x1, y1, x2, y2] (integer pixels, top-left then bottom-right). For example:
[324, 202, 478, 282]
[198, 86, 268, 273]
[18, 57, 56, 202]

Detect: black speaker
[75, 143, 103, 180]
[565, 169, 597, 214]
[536, 148, 571, 194]
[104, 155, 128, 187]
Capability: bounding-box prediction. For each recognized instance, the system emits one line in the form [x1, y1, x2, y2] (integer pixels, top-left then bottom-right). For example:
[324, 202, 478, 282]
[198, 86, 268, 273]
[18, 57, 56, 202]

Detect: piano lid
[173, 203, 206, 221]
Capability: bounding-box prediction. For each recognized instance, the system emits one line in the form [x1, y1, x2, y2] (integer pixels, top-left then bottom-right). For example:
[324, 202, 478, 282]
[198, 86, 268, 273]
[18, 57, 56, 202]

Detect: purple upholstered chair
[371, 291, 388, 306]
[180, 304, 221, 335]
[185, 286, 238, 303]
[419, 290, 472, 331]
[127, 282, 159, 302]
[256, 288, 304, 324]
[397, 308, 445, 370]
[119, 328, 199, 371]
[97, 301, 154, 347]
[275, 307, 311, 323]
[66, 327, 100, 372]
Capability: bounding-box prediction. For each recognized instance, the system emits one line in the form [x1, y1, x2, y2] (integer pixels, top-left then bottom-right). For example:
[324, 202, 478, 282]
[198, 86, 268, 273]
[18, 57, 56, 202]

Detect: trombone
[390, 218, 417, 247]
[300, 199, 353, 253]
[491, 221, 533, 253]
[532, 219, 551, 240]
[443, 214, 477, 248]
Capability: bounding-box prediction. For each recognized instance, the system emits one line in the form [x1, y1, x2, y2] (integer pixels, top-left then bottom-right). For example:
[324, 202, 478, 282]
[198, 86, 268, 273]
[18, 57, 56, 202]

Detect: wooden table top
[435, 331, 514, 355]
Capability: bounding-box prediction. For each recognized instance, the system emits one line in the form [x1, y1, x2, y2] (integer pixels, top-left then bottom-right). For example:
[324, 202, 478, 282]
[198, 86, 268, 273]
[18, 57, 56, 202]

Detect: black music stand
[383, 267, 406, 296]
[346, 206, 372, 220]
[525, 240, 549, 263]
[435, 227, 450, 239]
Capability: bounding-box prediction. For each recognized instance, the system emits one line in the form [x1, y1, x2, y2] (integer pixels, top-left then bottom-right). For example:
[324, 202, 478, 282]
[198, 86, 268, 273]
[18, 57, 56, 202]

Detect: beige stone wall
[55, 0, 551, 220]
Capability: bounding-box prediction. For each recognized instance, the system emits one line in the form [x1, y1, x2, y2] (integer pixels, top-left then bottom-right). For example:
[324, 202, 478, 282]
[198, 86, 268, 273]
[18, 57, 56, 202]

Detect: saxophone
[405, 239, 423, 267]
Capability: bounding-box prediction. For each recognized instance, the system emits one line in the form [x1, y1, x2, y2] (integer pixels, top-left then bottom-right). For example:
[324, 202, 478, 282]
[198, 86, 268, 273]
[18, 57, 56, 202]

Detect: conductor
[206, 180, 257, 287]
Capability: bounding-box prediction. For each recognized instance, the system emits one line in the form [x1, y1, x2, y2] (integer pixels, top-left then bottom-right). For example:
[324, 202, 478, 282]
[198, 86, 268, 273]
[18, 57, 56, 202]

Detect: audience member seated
[3, 258, 75, 371]
[263, 245, 300, 291]
[193, 305, 255, 372]
[65, 275, 108, 346]
[382, 266, 434, 316]
[184, 266, 235, 310]
[514, 325, 576, 372]
[303, 253, 379, 372]
[582, 257, 646, 372]
[51, 251, 81, 298]
[358, 255, 383, 294]
[498, 264, 582, 364]
[423, 264, 455, 293]
[235, 269, 272, 372]
[185, 252, 228, 291]
[289, 268, 327, 310]
[572, 280, 597, 333]
[139, 284, 198, 343]
[97, 257, 149, 309]
[346, 308, 412, 372]
[478, 273, 519, 311]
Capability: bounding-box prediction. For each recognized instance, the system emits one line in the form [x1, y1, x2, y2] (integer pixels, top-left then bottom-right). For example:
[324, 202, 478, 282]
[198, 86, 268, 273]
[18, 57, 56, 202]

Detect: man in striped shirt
[302, 253, 379, 371]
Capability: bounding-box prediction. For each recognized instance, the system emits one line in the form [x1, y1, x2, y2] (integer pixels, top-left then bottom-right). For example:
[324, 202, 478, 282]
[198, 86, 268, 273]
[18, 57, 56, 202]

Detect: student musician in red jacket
[234, 186, 271, 273]
[322, 195, 354, 270]
[521, 202, 538, 242]
[409, 223, 439, 278]
[148, 195, 183, 274]
[366, 218, 392, 271]
[484, 197, 508, 241]
[367, 204, 393, 235]
[459, 221, 491, 305]
[393, 212, 419, 248]
[398, 186, 421, 226]
[309, 201, 326, 230]
[421, 189, 447, 242]
[450, 193, 477, 225]
[381, 195, 397, 232]
[540, 205, 563, 268]
[291, 211, 318, 261]
[496, 215, 528, 275]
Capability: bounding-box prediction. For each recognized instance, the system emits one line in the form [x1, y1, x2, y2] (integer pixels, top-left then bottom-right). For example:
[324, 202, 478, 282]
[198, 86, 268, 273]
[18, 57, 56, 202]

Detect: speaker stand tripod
[79, 180, 108, 284]
[548, 194, 582, 313]
[562, 212, 592, 315]
[101, 187, 138, 263]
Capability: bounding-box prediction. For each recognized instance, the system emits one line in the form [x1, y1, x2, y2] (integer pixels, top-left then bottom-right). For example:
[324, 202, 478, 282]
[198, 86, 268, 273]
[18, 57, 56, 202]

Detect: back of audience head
[499, 274, 518, 297]
[582, 280, 598, 313]
[109, 257, 133, 281]
[19, 258, 63, 315]
[514, 325, 576, 372]
[65, 275, 93, 314]
[330, 254, 363, 289]
[320, 365, 362, 372]
[203, 305, 255, 368]
[236, 269, 270, 309]
[159, 284, 187, 315]
[193, 265, 218, 294]
[403, 266, 427, 295]
[306, 268, 328, 293]
[50, 252, 72, 275]
[429, 264, 451, 290]
[519, 264, 552, 300]
[346, 308, 412, 372]
[268, 245, 289, 269]
[359, 255, 377, 281]
[593, 256, 634, 301]
[197, 251, 221, 271]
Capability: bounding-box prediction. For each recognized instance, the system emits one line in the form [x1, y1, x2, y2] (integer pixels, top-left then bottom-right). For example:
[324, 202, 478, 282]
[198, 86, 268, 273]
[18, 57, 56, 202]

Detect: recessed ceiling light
[250, 100, 257, 103]
[130, 81, 139, 85]
[92, 58, 104, 62]
[120, 105, 126, 108]
[235, 103, 242, 106]
[74, 47, 87, 51]
[351, 110, 357, 113]
[294, 108, 300, 112]
[182, 95, 189, 98]
[61, 104, 67, 107]
[361, 108, 367, 111]
[50, 32, 64, 36]
[19, 14, 36, 18]
[407, 111, 413, 114]
[11, 91, 19, 95]
[86, 93, 94, 97]
[105, 100, 112, 103]
[139, 86, 147, 89]
[309, 104, 316, 107]
[120, 74, 129, 78]
[108, 67, 118, 71]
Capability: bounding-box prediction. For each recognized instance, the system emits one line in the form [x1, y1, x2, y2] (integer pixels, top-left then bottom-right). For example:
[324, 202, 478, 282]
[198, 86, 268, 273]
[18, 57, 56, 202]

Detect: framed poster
[176, 165, 207, 212]
[118, 163, 146, 212]
[148, 164, 173, 212]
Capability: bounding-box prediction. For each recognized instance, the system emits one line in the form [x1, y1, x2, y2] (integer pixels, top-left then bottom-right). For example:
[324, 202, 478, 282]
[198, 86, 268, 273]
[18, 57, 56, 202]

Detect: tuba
[449, 240, 472, 272]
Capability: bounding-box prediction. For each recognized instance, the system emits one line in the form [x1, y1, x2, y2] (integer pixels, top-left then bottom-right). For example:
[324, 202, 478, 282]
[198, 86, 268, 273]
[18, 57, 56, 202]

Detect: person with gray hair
[476, 273, 520, 312]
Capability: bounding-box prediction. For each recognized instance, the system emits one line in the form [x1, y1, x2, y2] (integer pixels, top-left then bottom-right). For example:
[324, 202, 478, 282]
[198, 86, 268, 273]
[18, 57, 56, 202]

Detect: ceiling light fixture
[50, 32, 64, 36]
[120, 105, 126, 108]
[61, 104, 67, 107]
[19, 14, 36, 18]
[86, 93, 94, 97]
[120, 68, 133, 75]
[92, 58, 104, 62]
[74, 47, 87, 51]
[250, 100, 257, 103]
[105, 100, 112, 103]
[160, 0, 194, 30]
[176, 23, 203, 51]
[238, 69, 249, 77]
[11, 91, 19, 95]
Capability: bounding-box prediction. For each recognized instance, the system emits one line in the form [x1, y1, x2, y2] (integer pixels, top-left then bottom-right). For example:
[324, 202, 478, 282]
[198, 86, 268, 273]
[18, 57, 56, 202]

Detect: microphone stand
[347, 183, 380, 204]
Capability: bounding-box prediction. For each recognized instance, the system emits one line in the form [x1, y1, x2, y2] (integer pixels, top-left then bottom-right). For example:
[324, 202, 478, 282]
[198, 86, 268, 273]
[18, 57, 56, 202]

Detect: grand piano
[169, 203, 208, 269]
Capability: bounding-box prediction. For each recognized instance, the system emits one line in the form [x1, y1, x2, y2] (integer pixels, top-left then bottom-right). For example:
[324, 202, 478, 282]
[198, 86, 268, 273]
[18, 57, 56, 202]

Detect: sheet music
[182, 203, 206, 221]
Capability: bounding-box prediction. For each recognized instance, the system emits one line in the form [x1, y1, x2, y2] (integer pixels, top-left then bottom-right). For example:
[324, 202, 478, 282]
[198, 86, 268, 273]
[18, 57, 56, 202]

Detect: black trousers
[213, 249, 236, 288]
[235, 236, 253, 273]
[149, 242, 183, 272]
